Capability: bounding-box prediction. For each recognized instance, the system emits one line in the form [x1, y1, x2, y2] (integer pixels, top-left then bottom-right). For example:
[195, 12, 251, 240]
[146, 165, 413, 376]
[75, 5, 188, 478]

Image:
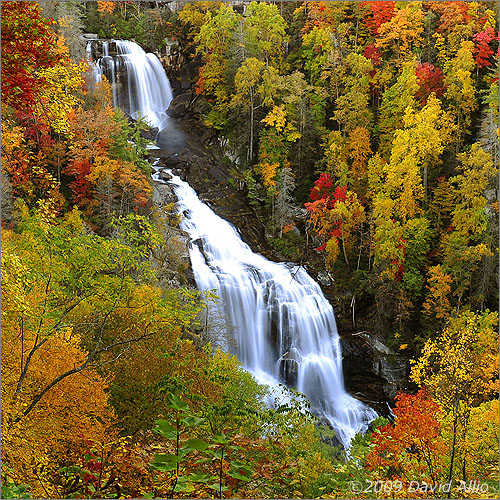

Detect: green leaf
[173, 480, 189, 492]
[1, 483, 31, 500]
[227, 470, 252, 481]
[59, 465, 82, 475]
[153, 420, 177, 440]
[151, 453, 180, 472]
[207, 483, 229, 492]
[228, 461, 253, 481]
[181, 415, 206, 427]
[184, 438, 210, 452]
[187, 473, 213, 483]
[212, 433, 230, 444]
[167, 393, 189, 411]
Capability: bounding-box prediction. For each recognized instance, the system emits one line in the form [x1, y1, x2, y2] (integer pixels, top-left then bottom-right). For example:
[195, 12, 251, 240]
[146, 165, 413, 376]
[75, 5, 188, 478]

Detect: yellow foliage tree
[97, 1, 115, 16]
[444, 40, 477, 145]
[1, 236, 116, 497]
[422, 264, 453, 319]
[348, 126, 372, 196]
[34, 60, 87, 137]
[410, 310, 499, 483]
[376, 3, 425, 62]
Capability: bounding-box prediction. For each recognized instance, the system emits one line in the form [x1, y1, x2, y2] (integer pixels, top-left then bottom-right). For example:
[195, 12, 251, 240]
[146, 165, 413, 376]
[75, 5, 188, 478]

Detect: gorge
[89, 39, 379, 448]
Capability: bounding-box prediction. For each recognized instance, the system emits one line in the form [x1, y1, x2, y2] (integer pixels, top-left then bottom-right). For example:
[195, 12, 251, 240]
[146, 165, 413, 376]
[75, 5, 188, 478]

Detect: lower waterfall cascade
[165, 171, 378, 448]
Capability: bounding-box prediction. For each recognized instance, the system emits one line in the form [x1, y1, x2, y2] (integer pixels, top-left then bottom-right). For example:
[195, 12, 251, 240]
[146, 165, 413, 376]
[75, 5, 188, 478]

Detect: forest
[1, 1, 499, 499]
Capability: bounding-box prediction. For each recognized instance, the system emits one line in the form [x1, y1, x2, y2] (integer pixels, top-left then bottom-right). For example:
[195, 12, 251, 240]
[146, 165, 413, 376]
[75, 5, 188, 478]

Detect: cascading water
[166, 173, 378, 448]
[88, 40, 173, 130]
[91, 37, 377, 448]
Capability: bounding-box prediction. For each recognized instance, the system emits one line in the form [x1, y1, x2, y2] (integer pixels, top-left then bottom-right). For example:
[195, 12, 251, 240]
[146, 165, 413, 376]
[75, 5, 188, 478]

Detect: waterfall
[167, 173, 378, 448]
[88, 40, 173, 130]
[90, 38, 377, 448]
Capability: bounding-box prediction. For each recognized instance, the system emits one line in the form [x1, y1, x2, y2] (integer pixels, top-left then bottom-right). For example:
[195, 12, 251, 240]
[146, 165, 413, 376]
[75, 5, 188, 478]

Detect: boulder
[160, 170, 173, 182]
[191, 95, 211, 116]
[166, 92, 192, 119]
[140, 125, 159, 142]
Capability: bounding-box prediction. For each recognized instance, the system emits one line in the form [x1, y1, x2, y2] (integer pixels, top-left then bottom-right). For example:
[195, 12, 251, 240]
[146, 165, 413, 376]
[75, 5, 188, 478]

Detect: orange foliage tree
[366, 390, 448, 489]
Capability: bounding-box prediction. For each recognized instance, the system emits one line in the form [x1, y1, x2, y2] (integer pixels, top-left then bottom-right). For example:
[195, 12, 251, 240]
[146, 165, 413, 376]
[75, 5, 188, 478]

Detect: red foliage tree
[416, 62, 445, 105]
[1, 1, 65, 111]
[309, 173, 334, 200]
[430, 1, 471, 35]
[306, 177, 348, 251]
[366, 389, 447, 482]
[473, 27, 497, 68]
[360, 1, 396, 35]
[363, 43, 382, 68]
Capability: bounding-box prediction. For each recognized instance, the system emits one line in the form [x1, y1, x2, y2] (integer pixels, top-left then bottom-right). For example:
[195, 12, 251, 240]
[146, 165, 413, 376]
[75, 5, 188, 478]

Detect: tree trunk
[424, 165, 428, 199]
[249, 92, 254, 166]
[447, 411, 459, 497]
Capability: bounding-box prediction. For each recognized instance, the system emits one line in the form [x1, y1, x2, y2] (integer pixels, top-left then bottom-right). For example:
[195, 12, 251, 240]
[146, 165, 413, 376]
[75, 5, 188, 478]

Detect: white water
[168, 173, 377, 448]
[89, 40, 173, 130]
[91, 38, 378, 447]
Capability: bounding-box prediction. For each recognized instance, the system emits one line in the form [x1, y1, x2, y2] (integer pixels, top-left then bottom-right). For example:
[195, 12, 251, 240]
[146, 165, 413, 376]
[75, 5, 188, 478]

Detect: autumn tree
[368, 97, 455, 331]
[195, 4, 241, 129]
[399, 94, 455, 196]
[444, 40, 477, 147]
[40, 1, 87, 61]
[438, 143, 498, 310]
[366, 390, 448, 488]
[415, 62, 445, 106]
[255, 104, 301, 235]
[410, 310, 499, 483]
[348, 126, 372, 198]
[231, 58, 265, 165]
[479, 76, 500, 165]
[306, 176, 365, 269]
[244, 1, 289, 66]
[322, 130, 349, 185]
[376, 2, 425, 62]
[1, 1, 65, 111]
[301, 27, 334, 86]
[275, 166, 296, 238]
[333, 53, 374, 133]
[473, 26, 497, 68]
[377, 60, 419, 157]
[177, 1, 224, 50]
[360, 1, 396, 35]
[464, 399, 499, 481]
[1, 212, 117, 497]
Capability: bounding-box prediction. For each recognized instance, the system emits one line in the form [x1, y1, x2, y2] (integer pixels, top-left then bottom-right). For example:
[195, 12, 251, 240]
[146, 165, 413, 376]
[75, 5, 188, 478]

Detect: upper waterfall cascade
[87, 39, 173, 130]
[167, 173, 378, 448]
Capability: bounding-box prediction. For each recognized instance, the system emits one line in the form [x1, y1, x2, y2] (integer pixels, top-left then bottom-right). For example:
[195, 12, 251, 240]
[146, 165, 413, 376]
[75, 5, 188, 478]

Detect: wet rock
[181, 59, 201, 83]
[167, 92, 192, 119]
[191, 95, 211, 116]
[156, 122, 186, 152]
[140, 125, 159, 142]
[160, 170, 172, 182]
[341, 333, 406, 415]
[278, 350, 300, 387]
[317, 271, 333, 287]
